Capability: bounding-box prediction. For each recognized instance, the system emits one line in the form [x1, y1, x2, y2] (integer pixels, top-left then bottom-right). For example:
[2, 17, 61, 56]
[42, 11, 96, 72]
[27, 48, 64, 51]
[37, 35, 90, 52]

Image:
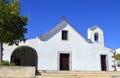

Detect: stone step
[36, 76, 111, 78]
[36, 75, 112, 78]
[41, 71, 120, 76]
[35, 71, 120, 78]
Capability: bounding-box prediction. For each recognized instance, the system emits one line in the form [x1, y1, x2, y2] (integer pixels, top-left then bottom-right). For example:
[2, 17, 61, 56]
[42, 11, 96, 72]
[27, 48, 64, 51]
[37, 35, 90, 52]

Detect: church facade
[2, 18, 115, 71]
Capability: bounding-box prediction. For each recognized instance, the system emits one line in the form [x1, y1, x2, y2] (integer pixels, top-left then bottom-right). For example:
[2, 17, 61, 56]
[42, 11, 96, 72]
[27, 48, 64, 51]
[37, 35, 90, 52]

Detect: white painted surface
[2, 19, 114, 71]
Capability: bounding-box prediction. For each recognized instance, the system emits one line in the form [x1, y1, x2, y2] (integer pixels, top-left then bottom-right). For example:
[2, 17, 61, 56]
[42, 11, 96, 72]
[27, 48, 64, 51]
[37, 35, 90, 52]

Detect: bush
[10, 62, 16, 66]
[1, 60, 16, 66]
[1, 60, 9, 66]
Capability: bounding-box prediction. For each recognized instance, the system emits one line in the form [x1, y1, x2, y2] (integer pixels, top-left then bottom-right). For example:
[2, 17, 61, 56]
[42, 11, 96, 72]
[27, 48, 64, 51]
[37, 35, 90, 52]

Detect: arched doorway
[11, 46, 38, 68]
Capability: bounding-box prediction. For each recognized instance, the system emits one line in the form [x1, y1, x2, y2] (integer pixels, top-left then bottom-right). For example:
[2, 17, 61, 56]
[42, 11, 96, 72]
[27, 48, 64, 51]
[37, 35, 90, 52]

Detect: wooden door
[60, 54, 69, 70]
[101, 55, 107, 71]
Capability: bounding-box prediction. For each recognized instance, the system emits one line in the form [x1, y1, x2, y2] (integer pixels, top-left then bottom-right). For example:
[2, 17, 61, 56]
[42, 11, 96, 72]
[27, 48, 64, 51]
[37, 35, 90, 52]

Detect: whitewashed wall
[2, 20, 114, 71]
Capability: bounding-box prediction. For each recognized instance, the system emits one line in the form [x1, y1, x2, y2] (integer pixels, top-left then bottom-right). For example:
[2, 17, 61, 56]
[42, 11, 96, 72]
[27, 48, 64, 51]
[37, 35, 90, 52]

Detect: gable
[38, 18, 88, 42]
[39, 20, 67, 41]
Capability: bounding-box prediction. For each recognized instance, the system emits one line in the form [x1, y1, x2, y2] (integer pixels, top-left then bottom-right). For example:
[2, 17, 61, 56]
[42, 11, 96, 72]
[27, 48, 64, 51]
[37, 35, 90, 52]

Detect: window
[94, 33, 99, 42]
[62, 30, 68, 40]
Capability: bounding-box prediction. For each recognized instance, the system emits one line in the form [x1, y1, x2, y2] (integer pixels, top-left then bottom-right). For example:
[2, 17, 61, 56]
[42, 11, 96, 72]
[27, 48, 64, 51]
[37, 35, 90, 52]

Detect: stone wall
[0, 66, 35, 78]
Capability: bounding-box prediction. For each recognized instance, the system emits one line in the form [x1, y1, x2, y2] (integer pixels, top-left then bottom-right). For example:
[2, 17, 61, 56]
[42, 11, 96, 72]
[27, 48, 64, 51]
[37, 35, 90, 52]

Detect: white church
[2, 17, 117, 71]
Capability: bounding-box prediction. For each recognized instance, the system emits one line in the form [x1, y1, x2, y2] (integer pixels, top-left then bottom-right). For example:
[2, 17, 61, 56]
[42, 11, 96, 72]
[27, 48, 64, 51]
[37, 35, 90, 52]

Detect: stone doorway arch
[11, 46, 38, 69]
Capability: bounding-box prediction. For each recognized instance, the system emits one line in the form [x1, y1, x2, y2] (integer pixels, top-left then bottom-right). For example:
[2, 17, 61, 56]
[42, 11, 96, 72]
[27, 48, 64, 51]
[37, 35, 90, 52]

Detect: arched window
[94, 33, 99, 42]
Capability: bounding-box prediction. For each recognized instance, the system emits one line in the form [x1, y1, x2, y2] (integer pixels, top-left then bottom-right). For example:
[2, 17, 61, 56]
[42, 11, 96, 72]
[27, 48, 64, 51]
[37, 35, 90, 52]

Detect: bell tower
[87, 25, 104, 46]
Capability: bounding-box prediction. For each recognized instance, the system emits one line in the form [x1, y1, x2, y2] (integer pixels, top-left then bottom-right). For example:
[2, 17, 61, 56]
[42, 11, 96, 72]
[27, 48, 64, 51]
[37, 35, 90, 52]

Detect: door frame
[58, 51, 72, 71]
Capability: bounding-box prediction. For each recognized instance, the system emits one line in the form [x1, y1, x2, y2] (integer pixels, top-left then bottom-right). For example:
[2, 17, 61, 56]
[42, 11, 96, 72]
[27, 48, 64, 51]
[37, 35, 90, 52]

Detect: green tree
[115, 53, 120, 67]
[0, 0, 28, 45]
[0, 0, 28, 64]
[115, 54, 120, 60]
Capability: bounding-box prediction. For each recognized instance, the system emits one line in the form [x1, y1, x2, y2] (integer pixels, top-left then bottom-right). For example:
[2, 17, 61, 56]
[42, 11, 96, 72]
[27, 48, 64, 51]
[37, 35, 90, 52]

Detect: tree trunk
[0, 42, 3, 65]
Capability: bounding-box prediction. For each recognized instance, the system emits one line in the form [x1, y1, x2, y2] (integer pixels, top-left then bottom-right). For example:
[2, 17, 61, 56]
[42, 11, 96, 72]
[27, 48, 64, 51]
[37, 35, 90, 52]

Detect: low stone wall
[0, 66, 35, 78]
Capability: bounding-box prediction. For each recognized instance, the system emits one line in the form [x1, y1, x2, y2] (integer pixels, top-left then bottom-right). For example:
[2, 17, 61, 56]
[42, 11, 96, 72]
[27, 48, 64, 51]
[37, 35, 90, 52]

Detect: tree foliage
[115, 54, 120, 60]
[0, 0, 28, 45]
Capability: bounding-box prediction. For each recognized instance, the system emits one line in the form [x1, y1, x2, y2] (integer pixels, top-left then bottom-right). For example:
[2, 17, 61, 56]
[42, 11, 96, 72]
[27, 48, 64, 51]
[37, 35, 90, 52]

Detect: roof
[38, 17, 89, 42]
[38, 17, 68, 40]
[89, 25, 103, 31]
[38, 17, 102, 43]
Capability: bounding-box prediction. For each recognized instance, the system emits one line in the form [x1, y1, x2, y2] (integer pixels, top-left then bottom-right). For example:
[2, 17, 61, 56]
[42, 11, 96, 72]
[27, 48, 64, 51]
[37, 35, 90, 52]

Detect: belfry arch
[94, 32, 99, 42]
[11, 46, 38, 69]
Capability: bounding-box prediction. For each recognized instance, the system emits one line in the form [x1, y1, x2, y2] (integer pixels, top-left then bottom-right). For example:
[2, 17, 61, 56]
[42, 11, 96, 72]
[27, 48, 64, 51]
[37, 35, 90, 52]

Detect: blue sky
[20, 0, 120, 49]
